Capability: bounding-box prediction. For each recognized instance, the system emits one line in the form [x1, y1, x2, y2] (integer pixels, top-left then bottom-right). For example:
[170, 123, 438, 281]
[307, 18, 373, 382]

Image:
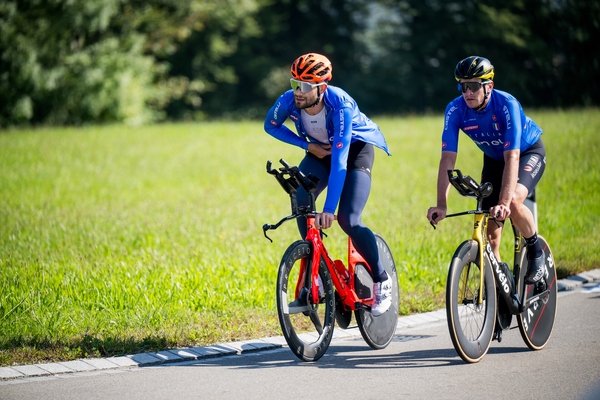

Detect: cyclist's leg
[481, 155, 504, 262]
[508, 140, 546, 236]
[336, 143, 387, 283]
[511, 140, 547, 282]
[337, 169, 386, 281]
[296, 153, 329, 238]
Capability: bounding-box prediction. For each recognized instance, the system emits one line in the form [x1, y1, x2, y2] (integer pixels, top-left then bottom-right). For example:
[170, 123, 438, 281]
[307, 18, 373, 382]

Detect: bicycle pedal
[288, 287, 312, 316]
[354, 302, 371, 311]
[533, 280, 547, 295]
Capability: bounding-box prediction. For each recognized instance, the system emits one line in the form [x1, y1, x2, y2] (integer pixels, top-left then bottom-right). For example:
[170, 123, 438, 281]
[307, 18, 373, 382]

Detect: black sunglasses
[458, 81, 490, 93]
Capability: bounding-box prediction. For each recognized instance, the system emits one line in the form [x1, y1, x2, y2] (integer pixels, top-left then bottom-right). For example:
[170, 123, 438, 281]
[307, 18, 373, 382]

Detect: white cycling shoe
[371, 276, 392, 316]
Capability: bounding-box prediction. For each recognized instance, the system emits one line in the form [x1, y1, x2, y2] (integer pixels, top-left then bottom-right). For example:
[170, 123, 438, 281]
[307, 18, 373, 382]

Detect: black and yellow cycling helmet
[454, 56, 494, 81]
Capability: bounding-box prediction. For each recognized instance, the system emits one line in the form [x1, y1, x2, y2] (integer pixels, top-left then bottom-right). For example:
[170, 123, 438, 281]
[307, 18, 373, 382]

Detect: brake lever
[491, 212, 502, 228]
[262, 224, 273, 243]
[430, 213, 438, 230]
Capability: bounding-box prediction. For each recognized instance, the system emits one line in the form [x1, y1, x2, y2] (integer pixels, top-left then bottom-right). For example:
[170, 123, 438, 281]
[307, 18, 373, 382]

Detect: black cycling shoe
[525, 255, 545, 284]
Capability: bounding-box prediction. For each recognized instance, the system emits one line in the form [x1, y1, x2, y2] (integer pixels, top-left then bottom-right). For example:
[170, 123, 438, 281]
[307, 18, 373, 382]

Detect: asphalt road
[1, 283, 599, 400]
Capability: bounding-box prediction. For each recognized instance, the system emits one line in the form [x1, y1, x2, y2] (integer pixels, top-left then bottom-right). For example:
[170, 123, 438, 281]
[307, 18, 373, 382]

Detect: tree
[175, 0, 373, 119]
[0, 0, 262, 126]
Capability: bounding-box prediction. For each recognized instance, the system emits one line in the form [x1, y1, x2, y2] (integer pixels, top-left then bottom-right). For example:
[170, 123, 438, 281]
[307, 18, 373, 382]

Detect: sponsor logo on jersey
[503, 105, 512, 130]
[270, 120, 277, 126]
[504, 141, 510, 148]
[444, 106, 457, 130]
[290, 114, 298, 121]
[336, 142, 343, 149]
[442, 142, 447, 149]
[524, 165, 533, 172]
[464, 125, 479, 131]
[473, 138, 505, 147]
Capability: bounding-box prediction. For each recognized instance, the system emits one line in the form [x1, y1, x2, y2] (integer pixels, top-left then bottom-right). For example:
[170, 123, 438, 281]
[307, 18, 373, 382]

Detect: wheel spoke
[309, 308, 324, 334]
[276, 241, 334, 361]
[446, 241, 496, 363]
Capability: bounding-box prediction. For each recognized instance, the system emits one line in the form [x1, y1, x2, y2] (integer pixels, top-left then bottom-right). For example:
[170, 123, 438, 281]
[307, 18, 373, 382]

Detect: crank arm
[523, 289, 550, 311]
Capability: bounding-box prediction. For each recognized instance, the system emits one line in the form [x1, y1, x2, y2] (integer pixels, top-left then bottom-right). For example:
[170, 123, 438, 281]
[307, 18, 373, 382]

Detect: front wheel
[354, 234, 399, 350]
[276, 240, 335, 362]
[446, 240, 497, 363]
[517, 235, 558, 350]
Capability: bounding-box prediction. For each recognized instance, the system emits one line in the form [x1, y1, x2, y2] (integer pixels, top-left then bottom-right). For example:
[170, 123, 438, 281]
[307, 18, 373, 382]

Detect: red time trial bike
[263, 159, 399, 362]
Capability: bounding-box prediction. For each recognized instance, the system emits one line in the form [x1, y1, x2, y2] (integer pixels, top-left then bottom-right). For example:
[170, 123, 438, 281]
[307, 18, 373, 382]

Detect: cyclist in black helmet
[427, 56, 547, 284]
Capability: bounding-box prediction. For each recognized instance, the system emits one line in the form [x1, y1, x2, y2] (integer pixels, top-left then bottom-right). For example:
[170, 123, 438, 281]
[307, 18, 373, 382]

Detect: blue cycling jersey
[442, 89, 542, 160]
[264, 86, 390, 214]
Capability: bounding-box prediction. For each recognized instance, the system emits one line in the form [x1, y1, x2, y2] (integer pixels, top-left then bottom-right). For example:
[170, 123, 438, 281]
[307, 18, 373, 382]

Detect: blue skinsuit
[264, 85, 391, 282]
[442, 89, 542, 160]
[264, 86, 390, 214]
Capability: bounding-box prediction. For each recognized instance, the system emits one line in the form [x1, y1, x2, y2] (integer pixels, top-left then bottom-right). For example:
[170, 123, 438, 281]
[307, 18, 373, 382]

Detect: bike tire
[276, 240, 335, 362]
[446, 240, 497, 363]
[516, 235, 557, 350]
[355, 234, 399, 350]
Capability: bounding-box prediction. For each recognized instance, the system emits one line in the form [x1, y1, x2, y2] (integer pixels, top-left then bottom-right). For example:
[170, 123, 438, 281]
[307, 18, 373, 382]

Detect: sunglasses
[290, 79, 323, 93]
[458, 81, 490, 93]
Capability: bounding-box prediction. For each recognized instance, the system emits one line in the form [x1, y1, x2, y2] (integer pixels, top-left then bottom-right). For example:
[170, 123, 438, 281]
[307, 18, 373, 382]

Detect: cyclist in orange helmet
[264, 53, 394, 316]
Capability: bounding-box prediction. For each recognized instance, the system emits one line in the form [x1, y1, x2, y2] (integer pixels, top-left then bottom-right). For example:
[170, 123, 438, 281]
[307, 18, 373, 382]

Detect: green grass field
[1, 109, 599, 366]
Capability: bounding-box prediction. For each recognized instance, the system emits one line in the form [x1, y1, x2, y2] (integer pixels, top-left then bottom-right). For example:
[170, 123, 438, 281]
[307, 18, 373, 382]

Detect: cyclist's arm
[436, 151, 457, 209]
[322, 105, 353, 215]
[264, 95, 309, 150]
[428, 151, 456, 223]
[429, 103, 460, 224]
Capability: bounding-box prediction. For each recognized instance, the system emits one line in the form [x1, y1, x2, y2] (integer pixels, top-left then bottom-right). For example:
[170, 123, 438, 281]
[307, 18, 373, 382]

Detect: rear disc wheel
[517, 235, 557, 350]
[355, 234, 399, 350]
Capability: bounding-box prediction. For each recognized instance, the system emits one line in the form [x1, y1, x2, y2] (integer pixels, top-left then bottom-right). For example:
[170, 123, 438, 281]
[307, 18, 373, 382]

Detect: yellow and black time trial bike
[432, 170, 557, 363]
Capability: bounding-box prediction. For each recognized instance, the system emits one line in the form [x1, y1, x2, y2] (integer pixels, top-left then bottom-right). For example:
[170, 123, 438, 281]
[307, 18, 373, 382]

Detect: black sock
[373, 270, 389, 283]
[525, 233, 543, 259]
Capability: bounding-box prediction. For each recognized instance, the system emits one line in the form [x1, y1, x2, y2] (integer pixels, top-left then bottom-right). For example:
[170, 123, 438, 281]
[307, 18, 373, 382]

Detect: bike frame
[263, 158, 375, 312]
[444, 170, 550, 315]
[472, 212, 489, 307]
[301, 216, 374, 311]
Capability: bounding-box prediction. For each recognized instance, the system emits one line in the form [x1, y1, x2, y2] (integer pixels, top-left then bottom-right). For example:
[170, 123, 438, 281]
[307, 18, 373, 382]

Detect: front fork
[294, 218, 324, 302]
[472, 212, 519, 311]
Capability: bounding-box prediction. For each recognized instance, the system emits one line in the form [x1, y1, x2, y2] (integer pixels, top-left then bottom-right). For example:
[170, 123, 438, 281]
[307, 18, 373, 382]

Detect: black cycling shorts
[481, 138, 546, 210]
[307, 141, 374, 177]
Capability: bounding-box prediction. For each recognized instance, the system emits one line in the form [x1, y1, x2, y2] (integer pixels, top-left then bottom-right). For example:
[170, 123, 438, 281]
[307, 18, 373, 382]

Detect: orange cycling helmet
[291, 53, 332, 83]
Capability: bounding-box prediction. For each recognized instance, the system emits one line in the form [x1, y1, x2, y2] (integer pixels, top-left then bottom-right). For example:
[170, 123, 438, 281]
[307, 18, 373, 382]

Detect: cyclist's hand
[315, 212, 334, 229]
[490, 204, 510, 221]
[427, 207, 446, 225]
[307, 143, 332, 159]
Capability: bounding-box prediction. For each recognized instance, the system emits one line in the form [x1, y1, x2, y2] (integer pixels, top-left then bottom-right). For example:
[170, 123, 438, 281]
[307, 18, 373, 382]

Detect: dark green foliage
[0, 0, 598, 126]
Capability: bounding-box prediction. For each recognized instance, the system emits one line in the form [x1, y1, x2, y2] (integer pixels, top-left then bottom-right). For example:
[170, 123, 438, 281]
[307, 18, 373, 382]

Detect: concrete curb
[2, 269, 599, 382]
